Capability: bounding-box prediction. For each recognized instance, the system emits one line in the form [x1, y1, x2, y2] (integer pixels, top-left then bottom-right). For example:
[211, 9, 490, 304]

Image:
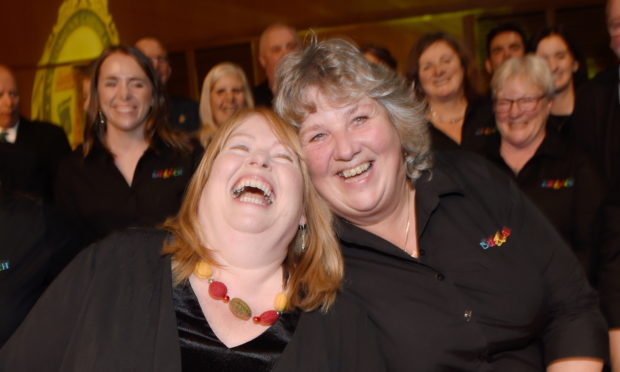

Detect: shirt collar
[335, 151, 466, 252]
[1, 119, 19, 143]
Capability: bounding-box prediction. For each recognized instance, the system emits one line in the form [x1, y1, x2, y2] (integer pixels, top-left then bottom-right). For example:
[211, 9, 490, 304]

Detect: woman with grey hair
[483, 55, 607, 287]
[275, 38, 607, 371]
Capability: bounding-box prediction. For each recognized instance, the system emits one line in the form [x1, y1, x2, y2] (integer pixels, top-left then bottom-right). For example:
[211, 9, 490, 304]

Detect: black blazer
[0, 118, 71, 200]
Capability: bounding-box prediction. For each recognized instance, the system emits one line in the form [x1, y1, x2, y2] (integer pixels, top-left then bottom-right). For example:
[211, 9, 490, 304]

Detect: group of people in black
[1, 0, 620, 369]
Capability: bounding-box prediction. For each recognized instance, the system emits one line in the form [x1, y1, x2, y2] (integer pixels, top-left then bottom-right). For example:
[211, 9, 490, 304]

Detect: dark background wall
[0, 0, 615, 120]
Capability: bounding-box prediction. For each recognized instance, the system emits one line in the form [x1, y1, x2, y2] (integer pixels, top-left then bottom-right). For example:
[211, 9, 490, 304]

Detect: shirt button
[464, 309, 473, 322]
[435, 272, 445, 281]
[419, 249, 426, 256]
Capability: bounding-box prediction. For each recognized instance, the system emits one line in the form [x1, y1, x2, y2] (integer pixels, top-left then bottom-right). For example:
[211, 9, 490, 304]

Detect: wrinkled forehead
[300, 84, 367, 117]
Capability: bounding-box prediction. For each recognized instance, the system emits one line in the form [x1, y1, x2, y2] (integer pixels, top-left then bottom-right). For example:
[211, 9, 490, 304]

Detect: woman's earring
[294, 224, 307, 253]
[98, 110, 105, 126]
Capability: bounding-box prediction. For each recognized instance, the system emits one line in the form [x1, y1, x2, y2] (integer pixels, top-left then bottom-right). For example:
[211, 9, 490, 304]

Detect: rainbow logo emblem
[152, 168, 184, 179]
[480, 226, 511, 250]
[540, 177, 574, 190]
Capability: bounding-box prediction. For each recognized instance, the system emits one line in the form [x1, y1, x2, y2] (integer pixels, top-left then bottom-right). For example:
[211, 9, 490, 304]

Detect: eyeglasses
[494, 95, 545, 113]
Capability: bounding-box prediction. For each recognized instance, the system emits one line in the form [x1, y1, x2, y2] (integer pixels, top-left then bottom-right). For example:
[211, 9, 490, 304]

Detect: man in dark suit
[135, 37, 200, 133]
[0, 65, 71, 200]
[252, 24, 300, 107]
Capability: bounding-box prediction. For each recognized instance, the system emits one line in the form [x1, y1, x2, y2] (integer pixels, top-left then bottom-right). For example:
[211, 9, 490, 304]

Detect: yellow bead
[194, 261, 212, 279]
[274, 292, 287, 312]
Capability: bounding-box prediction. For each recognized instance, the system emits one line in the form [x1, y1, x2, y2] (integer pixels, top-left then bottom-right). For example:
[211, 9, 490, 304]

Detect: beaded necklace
[193, 261, 287, 326]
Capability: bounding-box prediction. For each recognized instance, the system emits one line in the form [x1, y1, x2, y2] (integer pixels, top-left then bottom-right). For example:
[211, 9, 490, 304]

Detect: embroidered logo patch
[0, 260, 10, 272]
[540, 177, 574, 189]
[475, 127, 497, 136]
[152, 168, 184, 179]
[480, 227, 511, 250]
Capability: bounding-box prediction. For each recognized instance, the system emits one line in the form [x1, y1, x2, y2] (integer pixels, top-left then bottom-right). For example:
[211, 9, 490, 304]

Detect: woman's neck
[500, 132, 546, 175]
[550, 83, 575, 116]
[351, 184, 418, 257]
[427, 96, 468, 144]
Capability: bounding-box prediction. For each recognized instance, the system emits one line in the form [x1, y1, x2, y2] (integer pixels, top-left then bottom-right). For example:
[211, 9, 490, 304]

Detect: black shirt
[0, 118, 71, 200]
[252, 81, 274, 108]
[483, 131, 606, 280]
[573, 65, 620, 186]
[0, 190, 80, 347]
[429, 97, 496, 153]
[173, 281, 300, 371]
[54, 136, 202, 244]
[337, 150, 607, 371]
[169, 96, 201, 133]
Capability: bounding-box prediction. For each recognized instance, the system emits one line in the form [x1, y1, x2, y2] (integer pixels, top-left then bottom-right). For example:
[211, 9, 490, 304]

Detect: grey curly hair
[273, 37, 432, 182]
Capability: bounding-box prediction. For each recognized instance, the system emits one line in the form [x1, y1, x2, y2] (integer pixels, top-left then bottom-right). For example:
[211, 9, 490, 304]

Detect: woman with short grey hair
[275, 38, 607, 371]
[484, 54, 607, 290]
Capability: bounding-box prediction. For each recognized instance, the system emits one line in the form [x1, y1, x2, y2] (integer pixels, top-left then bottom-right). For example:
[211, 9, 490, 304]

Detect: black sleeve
[599, 182, 620, 328]
[273, 293, 386, 372]
[0, 246, 97, 370]
[512, 181, 609, 364]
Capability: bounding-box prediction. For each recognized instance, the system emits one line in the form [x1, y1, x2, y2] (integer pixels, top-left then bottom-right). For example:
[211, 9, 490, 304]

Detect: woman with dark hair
[54, 45, 202, 245]
[530, 26, 588, 136]
[407, 32, 494, 151]
[275, 37, 607, 371]
[1, 108, 383, 371]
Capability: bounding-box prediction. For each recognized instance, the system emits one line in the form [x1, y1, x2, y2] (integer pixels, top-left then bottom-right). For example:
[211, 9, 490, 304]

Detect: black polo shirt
[429, 96, 496, 153]
[599, 181, 620, 328]
[336, 150, 607, 371]
[0, 190, 80, 346]
[483, 131, 606, 281]
[54, 136, 202, 244]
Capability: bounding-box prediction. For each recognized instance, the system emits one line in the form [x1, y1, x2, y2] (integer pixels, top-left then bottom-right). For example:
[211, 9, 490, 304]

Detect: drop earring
[294, 224, 307, 253]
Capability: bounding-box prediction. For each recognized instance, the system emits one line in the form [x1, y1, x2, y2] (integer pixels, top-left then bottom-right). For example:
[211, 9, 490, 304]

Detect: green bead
[229, 298, 251, 320]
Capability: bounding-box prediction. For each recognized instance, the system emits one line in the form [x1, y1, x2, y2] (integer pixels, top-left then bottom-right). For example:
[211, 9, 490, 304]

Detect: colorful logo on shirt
[0, 260, 10, 272]
[475, 127, 497, 136]
[479, 227, 511, 250]
[540, 177, 574, 190]
[152, 168, 184, 179]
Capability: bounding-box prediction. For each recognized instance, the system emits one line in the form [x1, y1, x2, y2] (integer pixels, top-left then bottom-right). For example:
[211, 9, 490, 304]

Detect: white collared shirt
[0, 120, 19, 143]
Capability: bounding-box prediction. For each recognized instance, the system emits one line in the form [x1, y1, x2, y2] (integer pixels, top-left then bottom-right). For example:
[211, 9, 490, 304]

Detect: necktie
[0, 130, 8, 143]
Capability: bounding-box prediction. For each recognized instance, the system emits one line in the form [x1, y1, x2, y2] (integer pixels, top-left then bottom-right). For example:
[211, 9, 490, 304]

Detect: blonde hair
[198, 62, 254, 145]
[274, 37, 431, 182]
[162, 107, 343, 312]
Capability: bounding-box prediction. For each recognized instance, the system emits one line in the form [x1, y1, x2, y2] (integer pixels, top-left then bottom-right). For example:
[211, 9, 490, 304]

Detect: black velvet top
[173, 280, 300, 372]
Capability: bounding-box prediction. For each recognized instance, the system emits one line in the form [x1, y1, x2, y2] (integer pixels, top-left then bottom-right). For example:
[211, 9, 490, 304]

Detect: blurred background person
[485, 23, 527, 75]
[483, 55, 605, 282]
[135, 36, 201, 133]
[408, 32, 493, 152]
[0, 64, 70, 201]
[54, 45, 201, 246]
[361, 44, 398, 71]
[530, 26, 588, 136]
[253, 23, 300, 107]
[198, 62, 254, 145]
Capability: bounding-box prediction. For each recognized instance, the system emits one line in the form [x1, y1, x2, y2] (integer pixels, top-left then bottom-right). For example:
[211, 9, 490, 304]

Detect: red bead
[223, 295, 230, 303]
[208, 281, 228, 300]
[254, 310, 279, 326]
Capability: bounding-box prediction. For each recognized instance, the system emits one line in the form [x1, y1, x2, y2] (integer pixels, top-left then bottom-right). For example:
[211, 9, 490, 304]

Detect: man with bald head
[135, 37, 200, 132]
[0, 65, 70, 200]
[253, 23, 300, 107]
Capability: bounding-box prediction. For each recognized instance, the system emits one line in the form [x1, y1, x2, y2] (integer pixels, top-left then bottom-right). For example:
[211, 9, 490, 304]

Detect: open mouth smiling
[338, 161, 373, 182]
[231, 178, 274, 205]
